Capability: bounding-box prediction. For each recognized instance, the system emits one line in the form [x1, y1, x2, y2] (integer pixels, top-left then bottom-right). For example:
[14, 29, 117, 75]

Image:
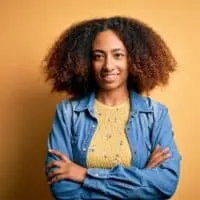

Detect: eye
[92, 54, 104, 61]
[114, 53, 124, 59]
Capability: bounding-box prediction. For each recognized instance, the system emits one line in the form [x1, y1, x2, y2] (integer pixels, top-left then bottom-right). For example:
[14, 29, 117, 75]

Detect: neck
[96, 87, 129, 106]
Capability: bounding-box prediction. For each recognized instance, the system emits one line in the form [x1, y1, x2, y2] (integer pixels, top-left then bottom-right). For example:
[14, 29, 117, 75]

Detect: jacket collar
[129, 90, 153, 113]
[74, 90, 153, 113]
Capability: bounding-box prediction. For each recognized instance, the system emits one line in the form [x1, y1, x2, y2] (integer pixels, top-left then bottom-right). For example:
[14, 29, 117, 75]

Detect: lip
[100, 73, 119, 82]
[101, 73, 119, 77]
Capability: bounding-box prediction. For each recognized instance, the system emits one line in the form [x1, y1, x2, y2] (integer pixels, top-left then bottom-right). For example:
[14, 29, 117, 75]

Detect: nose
[103, 55, 114, 71]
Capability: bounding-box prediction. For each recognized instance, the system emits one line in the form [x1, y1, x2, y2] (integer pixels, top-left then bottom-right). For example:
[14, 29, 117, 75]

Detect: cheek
[92, 62, 102, 75]
[119, 63, 129, 75]
[122, 71, 129, 80]
[120, 69, 129, 81]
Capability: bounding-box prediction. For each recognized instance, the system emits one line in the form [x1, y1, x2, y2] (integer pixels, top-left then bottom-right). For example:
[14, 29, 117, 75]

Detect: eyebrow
[92, 48, 126, 53]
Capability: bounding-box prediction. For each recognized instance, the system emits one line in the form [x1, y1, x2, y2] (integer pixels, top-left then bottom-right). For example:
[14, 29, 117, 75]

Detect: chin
[99, 83, 122, 91]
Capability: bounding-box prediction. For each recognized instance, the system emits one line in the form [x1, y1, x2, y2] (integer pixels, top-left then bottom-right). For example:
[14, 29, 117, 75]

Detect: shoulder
[55, 98, 81, 114]
[55, 93, 91, 113]
[143, 96, 169, 122]
[130, 91, 168, 119]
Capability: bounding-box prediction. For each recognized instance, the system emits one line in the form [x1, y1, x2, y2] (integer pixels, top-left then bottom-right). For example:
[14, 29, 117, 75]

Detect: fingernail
[167, 153, 171, 157]
[48, 149, 52, 152]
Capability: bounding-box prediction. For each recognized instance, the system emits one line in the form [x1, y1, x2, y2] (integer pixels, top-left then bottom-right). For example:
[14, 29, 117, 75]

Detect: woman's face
[91, 30, 129, 92]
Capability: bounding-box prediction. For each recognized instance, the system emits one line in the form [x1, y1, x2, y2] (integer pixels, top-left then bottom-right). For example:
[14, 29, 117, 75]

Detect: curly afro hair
[43, 16, 177, 98]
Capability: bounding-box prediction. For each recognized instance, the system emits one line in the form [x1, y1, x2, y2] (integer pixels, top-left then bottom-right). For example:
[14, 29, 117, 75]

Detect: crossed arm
[45, 103, 181, 200]
[46, 145, 170, 184]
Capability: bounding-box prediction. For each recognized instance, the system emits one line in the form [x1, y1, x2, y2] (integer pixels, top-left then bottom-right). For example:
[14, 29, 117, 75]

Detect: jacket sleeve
[82, 106, 181, 200]
[45, 101, 112, 200]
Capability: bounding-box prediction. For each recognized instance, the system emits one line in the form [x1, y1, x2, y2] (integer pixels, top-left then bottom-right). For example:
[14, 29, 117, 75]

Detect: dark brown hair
[43, 16, 177, 98]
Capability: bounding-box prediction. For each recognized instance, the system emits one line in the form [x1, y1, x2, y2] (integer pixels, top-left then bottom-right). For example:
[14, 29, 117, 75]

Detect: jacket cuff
[87, 168, 109, 178]
[83, 168, 109, 189]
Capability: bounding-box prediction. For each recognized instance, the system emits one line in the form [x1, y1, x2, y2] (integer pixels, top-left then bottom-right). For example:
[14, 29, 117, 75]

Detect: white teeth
[101, 74, 118, 82]
[102, 74, 118, 77]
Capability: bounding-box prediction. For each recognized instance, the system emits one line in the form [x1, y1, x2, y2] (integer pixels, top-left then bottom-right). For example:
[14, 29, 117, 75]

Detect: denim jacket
[46, 90, 181, 200]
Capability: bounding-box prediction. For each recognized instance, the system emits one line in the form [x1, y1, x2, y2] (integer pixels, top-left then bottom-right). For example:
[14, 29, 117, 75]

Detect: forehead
[92, 30, 126, 51]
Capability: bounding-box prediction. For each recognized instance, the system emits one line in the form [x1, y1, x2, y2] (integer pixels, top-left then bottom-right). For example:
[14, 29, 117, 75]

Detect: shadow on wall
[3, 66, 64, 200]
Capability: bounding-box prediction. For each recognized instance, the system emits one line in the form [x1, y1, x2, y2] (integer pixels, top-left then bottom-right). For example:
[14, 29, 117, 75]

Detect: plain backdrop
[0, 0, 199, 199]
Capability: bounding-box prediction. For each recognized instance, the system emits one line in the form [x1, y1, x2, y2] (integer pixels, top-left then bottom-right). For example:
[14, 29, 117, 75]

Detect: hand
[46, 149, 87, 184]
[146, 145, 171, 169]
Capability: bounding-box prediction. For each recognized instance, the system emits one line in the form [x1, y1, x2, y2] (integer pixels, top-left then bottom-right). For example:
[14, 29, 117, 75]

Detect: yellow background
[1, 0, 199, 199]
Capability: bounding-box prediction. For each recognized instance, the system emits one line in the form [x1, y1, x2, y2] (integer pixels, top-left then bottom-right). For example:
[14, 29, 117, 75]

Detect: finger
[146, 147, 170, 168]
[153, 153, 172, 168]
[150, 145, 161, 158]
[46, 160, 62, 170]
[155, 152, 171, 165]
[149, 152, 171, 168]
[147, 153, 171, 168]
[48, 174, 67, 184]
[151, 147, 169, 161]
[147, 148, 169, 167]
[48, 168, 63, 179]
[147, 147, 166, 167]
[48, 149, 69, 162]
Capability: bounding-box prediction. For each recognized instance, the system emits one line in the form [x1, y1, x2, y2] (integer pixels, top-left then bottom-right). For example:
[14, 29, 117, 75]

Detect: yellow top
[86, 99, 132, 169]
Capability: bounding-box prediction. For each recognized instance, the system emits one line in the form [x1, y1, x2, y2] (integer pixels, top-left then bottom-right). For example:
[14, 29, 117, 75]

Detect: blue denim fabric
[46, 90, 181, 200]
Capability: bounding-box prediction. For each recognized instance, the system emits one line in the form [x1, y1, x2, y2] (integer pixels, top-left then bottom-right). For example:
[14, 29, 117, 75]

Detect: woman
[44, 16, 181, 200]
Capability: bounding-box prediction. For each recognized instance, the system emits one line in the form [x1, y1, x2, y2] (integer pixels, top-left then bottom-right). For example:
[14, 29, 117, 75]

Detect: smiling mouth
[101, 73, 118, 76]
[101, 73, 119, 82]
